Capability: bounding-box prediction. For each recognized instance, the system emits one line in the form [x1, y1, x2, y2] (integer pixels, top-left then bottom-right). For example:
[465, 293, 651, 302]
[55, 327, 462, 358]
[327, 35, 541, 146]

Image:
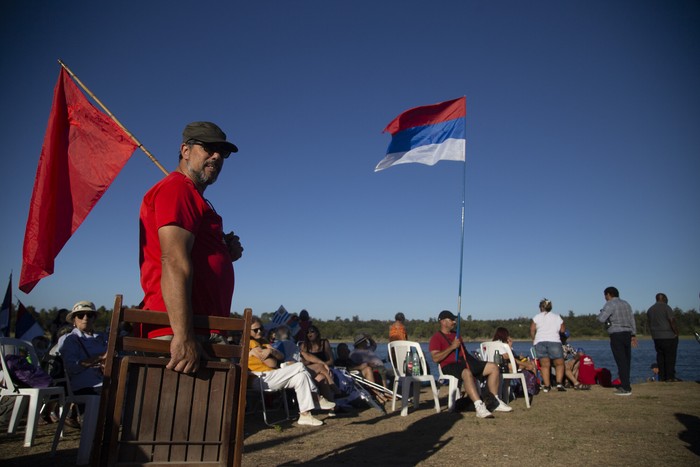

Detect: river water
[370, 338, 700, 384]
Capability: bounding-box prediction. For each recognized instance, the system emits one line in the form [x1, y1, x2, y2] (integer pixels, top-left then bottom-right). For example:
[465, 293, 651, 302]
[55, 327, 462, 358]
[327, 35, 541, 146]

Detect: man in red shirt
[429, 310, 513, 418]
[139, 121, 243, 374]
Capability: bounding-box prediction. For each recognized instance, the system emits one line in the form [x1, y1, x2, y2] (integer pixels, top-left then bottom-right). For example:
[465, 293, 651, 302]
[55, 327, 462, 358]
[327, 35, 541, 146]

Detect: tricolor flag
[19, 68, 138, 293]
[15, 301, 45, 342]
[375, 97, 466, 172]
[0, 274, 11, 337]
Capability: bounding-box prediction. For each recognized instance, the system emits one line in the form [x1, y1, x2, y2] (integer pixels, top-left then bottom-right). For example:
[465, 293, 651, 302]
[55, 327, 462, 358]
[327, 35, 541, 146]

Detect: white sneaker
[318, 396, 336, 410]
[297, 413, 323, 426]
[475, 400, 494, 419]
[493, 397, 513, 412]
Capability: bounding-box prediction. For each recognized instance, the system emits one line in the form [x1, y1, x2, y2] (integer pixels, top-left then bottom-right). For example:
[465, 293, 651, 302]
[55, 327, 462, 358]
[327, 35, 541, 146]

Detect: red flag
[19, 68, 137, 293]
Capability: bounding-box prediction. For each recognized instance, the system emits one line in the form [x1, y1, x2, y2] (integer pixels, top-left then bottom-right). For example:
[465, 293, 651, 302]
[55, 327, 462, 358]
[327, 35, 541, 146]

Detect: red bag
[595, 367, 613, 387]
[578, 355, 597, 385]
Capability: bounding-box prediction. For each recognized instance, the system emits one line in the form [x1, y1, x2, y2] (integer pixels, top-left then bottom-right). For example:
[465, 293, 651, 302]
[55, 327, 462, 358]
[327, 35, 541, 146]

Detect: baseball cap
[182, 121, 238, 154]
[438, 310, 457, 321]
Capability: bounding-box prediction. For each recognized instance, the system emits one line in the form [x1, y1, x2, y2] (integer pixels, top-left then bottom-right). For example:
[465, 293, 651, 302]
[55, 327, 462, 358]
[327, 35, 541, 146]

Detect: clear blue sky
[1, 1, 698, 322]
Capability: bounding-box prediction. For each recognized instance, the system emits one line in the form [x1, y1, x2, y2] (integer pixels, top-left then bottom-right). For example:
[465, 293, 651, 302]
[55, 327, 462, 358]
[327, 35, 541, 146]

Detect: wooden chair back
[91, 295, 251, 467]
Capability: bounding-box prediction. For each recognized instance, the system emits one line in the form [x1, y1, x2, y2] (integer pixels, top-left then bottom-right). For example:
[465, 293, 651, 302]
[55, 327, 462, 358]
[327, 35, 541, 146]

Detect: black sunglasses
[251, 327, 263, 333]
[188, 139, 231, 159]
[75, 312, 95, 320]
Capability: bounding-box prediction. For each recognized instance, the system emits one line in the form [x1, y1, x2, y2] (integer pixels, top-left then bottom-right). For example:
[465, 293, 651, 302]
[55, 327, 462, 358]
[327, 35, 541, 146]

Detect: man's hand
[224, 231, 243, 262]
[167, 334, 202, 374]
[631, 336, 638, 348]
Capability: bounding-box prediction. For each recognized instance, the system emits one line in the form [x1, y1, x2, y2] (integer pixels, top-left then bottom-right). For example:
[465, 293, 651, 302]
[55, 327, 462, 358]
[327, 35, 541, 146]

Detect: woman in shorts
[530, 298, 567, 392]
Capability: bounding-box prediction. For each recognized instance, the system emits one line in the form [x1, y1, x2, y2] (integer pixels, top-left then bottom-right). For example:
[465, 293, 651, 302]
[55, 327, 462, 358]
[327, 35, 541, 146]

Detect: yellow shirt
[248, 339, 273, 372]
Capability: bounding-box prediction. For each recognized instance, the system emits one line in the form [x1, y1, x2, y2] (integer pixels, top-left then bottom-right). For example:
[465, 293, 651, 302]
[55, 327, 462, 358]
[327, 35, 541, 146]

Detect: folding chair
[0, 337, 65, 447]
[387, 341, 440, 416]
[480, 341, 531, 408]
[248, 372, 293, 426]
[91, 295, 252, 467]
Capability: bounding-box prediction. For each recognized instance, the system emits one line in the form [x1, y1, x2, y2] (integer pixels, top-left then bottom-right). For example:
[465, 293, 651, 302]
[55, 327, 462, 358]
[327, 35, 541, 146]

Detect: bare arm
[530, 320, 537, 340]
[430, 337, 461, 364]
[159, 224, 203, 374]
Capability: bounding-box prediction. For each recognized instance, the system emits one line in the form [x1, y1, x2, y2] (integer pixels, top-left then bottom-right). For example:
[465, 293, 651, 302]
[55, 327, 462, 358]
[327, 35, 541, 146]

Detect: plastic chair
[480, 341, 531, 408]
[386, 341, 440, 416]
[50, 356, 101, 465]
[0, 337, 65, 447]
[437, 364, 460, 412]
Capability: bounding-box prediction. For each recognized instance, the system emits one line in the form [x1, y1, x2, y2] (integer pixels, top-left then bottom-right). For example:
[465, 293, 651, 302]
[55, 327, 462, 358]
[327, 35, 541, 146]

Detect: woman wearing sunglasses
[59, 301, 108, 396]
[248, 316, 335, 426]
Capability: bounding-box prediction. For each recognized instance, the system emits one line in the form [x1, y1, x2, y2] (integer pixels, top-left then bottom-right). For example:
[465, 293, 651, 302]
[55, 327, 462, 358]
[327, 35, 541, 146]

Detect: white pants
[255, 362, 318, 413]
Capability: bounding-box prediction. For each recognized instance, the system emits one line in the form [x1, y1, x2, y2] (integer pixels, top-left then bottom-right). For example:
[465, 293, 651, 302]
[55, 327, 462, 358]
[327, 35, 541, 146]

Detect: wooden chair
[91, 295, 251, 467]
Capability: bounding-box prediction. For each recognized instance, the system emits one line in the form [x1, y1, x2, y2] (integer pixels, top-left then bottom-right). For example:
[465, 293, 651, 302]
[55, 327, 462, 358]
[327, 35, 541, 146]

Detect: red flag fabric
[19, 68, 137, 293]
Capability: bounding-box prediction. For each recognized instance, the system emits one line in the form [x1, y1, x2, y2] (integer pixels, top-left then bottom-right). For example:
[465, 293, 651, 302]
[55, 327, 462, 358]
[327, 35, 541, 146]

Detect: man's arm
[159, 224, 202, 374]
[430, 337, 461, 364]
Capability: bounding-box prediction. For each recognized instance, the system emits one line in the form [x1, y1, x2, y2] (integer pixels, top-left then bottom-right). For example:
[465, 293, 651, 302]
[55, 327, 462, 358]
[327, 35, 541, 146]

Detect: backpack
[4, 354, 52, 389]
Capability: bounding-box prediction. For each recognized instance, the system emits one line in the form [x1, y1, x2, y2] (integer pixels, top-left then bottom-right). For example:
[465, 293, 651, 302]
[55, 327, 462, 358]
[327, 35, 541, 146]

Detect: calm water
[370, 338, 700, 385]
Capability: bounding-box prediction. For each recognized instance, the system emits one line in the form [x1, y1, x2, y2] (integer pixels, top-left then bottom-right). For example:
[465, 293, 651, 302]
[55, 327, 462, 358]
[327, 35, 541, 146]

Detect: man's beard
[187, 160, 221, 186]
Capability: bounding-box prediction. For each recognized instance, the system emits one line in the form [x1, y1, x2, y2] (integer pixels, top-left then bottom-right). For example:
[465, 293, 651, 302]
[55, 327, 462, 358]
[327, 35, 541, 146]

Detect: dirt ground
[1, 381, 699, 466]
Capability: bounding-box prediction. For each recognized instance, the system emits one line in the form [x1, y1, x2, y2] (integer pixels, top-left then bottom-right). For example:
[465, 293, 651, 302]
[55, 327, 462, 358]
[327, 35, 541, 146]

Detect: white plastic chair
[387, 341, 440, 416]
[0, 337, 65, 447]
[480, 341, 531, 408]
[50, 355, 101, 465]
[437, 364, 460, 412]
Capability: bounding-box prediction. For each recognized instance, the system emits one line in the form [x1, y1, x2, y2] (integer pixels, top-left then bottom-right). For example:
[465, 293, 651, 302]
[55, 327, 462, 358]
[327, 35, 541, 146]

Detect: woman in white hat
[59, 301, 108, 395]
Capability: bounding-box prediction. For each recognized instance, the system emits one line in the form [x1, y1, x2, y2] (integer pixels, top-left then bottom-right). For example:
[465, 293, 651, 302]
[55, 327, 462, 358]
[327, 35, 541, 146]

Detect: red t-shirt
[428, 331, 459, 367]
[139, 172, 234, 338]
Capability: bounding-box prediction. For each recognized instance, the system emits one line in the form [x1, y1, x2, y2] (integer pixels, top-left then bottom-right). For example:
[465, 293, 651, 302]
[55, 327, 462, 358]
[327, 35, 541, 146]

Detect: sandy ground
[1, 381, 699, 466]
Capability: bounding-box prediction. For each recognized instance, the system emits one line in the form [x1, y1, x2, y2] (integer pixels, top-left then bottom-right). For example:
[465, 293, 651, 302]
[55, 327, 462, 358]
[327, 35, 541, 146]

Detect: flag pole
[57, 59, 169, 176]
[455, 96, 467, 359]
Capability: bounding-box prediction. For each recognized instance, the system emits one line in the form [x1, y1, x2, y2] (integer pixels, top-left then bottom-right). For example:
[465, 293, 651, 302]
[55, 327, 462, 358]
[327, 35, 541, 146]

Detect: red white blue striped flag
[375, 97, 466, 172]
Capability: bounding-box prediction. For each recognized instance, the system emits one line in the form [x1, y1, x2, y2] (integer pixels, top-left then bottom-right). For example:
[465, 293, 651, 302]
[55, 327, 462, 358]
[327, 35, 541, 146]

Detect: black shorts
[442, 352, 486, 379]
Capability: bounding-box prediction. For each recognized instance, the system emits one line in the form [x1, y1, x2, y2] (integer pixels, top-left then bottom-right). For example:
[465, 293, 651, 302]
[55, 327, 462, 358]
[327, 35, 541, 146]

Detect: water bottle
[406, 350, 413, 376]
[412, 350, 421, 376]
[494, 350, 502, 369]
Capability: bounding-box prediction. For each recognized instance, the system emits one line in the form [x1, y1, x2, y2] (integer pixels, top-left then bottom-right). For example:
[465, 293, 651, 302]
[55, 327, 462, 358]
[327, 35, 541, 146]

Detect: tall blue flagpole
[455, 97, 467, 360]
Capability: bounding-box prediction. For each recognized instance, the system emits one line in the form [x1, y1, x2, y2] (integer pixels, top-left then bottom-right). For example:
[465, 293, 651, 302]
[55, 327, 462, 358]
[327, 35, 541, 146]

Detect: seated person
[350, 333, 387, 386]
[299, 325, 338, 402]
[271, 325, 300, 364]
[59, 301, 107, 396]
[429, 310, 512, 418]
[564, 348, 590, 389]
[335, 342, 388, 403]
[492, 327, 536, 373]
[248, 316, 334, 426]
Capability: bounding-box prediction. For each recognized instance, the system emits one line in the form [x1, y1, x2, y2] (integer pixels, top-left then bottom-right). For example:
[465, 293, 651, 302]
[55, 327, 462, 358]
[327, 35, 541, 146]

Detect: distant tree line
[19, 305, 700, 343]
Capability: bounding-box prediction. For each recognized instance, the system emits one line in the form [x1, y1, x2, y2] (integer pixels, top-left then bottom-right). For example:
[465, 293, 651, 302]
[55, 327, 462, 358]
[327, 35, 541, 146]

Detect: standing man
[139, 122, 244, 374]
[597, 286, 637, 396]
[647, 293, 680, 382]
[429, 310, 512, 418]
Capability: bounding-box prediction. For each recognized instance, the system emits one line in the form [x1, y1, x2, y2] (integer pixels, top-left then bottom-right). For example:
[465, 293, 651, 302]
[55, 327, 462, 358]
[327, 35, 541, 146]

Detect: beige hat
[66, 300, 97, 322]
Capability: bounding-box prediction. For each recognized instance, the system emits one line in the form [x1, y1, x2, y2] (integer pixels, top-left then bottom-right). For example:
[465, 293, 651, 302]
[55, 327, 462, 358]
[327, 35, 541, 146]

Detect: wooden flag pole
[57, 59, 169, 176]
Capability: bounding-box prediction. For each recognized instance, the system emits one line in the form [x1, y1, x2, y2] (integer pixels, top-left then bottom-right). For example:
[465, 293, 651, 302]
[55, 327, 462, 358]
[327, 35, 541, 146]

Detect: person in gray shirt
[597, 286, 637, 396]
[647, 293, 680, 382]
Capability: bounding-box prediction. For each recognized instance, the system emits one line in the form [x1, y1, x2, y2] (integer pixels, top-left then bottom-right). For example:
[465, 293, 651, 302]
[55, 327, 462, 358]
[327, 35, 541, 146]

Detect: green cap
[182, 121, 238, 153]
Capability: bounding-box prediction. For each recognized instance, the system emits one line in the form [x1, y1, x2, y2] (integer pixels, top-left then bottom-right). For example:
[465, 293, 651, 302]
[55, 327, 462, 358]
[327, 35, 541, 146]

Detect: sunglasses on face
[251, 327, 263, 333]
[188, 139, 231, 159]
[75, 312, 95, 320]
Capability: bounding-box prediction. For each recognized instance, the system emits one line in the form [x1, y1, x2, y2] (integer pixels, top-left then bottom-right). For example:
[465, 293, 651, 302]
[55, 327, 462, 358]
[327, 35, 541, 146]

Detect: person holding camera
[597, 286, 637, 396]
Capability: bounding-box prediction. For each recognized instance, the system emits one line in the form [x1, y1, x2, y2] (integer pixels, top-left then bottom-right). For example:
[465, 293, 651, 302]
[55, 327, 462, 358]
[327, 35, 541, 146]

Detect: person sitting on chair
[429, 310, 513, 419]
[248, 316, 334, 426]
[350, 333, 388, 386]
[299, 325, 338, 403]
[336, 342, 388, 404]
